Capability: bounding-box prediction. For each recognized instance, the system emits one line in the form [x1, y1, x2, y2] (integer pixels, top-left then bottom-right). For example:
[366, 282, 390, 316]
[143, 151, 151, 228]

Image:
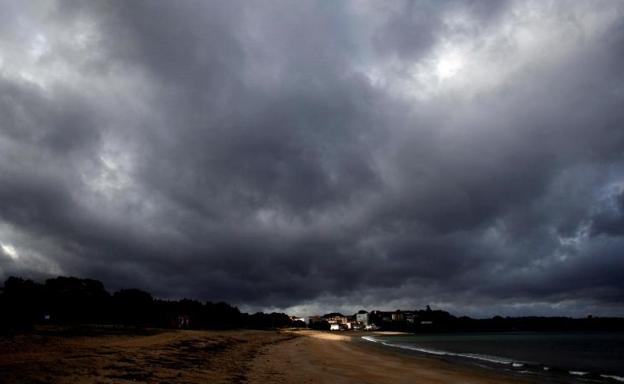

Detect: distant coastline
[3, 275, 624, 335]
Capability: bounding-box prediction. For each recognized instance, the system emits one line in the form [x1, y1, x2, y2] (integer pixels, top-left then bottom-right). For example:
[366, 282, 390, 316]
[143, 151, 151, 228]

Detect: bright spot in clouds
[1, 243, 19, 260]
[435, 51, 463, 80]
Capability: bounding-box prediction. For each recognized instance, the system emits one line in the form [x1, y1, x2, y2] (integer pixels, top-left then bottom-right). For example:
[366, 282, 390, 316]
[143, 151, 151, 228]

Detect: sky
[1, 0, 624, 318]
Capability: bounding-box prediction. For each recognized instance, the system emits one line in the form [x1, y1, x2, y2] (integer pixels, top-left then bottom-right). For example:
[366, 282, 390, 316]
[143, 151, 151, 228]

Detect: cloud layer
[1, 0, 624, 316]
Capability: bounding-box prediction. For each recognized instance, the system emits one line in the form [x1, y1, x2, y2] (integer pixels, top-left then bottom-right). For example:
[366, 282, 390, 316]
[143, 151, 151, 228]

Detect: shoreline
[358, 331, 624, 383]
[247, 330, 538, 383]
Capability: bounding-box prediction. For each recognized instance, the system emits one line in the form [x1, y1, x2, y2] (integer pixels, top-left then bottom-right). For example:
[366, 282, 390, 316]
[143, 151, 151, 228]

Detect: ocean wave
[361, 336, 523, 366]
[361, 336, 624, 383]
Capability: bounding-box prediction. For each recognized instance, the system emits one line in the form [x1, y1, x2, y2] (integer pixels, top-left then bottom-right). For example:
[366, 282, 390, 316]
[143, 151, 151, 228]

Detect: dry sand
[0, 326, 292, 383]
[0, 327, 533, 383]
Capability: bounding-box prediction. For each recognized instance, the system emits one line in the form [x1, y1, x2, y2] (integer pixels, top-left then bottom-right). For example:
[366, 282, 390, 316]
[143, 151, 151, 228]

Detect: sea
[362, 332, 624, 383]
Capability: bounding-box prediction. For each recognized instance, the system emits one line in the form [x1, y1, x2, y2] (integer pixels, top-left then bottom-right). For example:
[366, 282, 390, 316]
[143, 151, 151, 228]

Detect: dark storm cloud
[371, 0, 510, 60]
[1, 0, 624, 316]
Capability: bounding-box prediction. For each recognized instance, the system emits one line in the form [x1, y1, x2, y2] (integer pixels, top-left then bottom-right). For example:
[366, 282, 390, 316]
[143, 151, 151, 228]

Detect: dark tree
[112, 288, 154, 325]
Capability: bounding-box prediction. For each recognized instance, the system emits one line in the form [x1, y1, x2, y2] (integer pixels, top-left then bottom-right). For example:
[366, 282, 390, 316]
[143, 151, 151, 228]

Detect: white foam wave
[361, 336, 524, 367]
[570, 371, 589, 376]
[362, 336, 624, 382]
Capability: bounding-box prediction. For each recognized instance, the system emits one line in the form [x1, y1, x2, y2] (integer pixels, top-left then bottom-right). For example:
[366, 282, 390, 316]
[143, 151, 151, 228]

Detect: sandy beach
[247, 330, 533, 384]
[0, 327, 532, 383]
[0, 326, 292, 383]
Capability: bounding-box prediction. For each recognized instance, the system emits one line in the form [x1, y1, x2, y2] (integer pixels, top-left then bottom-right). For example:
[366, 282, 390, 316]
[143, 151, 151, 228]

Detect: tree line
[0, 276, 303, 333]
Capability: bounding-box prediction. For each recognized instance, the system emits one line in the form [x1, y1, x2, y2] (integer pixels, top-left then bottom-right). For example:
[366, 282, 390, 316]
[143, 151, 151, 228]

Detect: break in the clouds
[1, 0, 624, 317]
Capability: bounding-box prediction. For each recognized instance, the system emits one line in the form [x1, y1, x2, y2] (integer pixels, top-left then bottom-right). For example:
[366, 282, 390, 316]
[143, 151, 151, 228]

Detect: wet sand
[0, 327, 533, 383]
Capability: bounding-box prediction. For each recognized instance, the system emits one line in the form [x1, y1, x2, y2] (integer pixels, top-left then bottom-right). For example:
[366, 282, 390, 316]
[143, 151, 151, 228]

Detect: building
[391, 310, 404, 321]
[356, 311, 369, 325]
[322, 313, 356, 331]
[322, 313, 348, 324]
[403, 311, 417, 323]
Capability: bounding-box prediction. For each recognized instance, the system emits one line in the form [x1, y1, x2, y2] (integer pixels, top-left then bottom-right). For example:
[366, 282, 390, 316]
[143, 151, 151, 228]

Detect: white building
[356, 312, 369, 325]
